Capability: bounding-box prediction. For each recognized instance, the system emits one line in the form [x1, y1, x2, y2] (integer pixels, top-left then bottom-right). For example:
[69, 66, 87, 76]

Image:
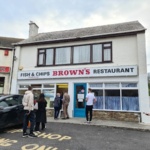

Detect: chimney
[29, 21, 39, 37]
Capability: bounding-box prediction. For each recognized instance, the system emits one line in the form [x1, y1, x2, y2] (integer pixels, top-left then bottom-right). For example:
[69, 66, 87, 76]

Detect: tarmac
[47, 117, 150, 131]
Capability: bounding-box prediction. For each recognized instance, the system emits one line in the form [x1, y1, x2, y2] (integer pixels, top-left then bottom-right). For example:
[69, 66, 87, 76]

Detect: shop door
[74, 83, 86, 117]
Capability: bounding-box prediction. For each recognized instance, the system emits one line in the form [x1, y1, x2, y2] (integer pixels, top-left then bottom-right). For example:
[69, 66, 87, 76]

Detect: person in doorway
[35, 93, 47, 131]
[54, 93, 61, 119]
[22, 86, 37, 138]
[85, 88, 96, 124]
[62, 91, 70, 119]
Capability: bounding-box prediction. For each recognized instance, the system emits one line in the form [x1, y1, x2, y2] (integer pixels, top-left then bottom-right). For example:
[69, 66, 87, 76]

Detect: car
[0, 94, 24, 129]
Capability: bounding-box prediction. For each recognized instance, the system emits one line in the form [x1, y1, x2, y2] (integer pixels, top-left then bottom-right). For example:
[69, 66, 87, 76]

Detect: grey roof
[0, 37, 24, 49]
[15, 21, 146, 46]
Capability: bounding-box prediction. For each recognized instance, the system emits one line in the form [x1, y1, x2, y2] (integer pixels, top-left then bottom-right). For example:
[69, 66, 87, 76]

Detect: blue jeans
[23, 110, 35, 134]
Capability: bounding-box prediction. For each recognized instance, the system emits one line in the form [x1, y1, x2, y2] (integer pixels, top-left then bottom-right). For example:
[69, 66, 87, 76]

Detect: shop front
[16, 65, 141, 121]
[0, 66, 11, 94]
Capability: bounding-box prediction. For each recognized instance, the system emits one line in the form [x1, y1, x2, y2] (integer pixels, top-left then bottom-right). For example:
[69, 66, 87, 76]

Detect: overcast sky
[0, 0, 150, 72]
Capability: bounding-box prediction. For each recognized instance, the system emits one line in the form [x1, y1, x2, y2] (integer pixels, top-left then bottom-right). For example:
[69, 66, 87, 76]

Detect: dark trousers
[54, 107, 60, 119]
[35, 122, 45, 131]
[23, 110, 35, 134]
[86, 105, 93, 121]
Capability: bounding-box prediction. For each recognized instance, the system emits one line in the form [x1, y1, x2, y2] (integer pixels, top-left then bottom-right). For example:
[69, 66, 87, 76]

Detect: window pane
[122, 83, 137, 87]
[43, 89, 55, 108]
[73, 45, 90, 63]
[89, 83, 103, 88]
[122, 90, 139, 111]
[104, 43, 111, 47]
[39, 50, 45, 53]
[56, 47, 70, 64]
[104, 49, 111, 61]
[31, 84, 42, 88]
[39, 53, 44, 65]
[93, 44, 102, 62]
[105, 90, 120, 110]
[92, 90, 103, 109]
[43, 84, 55, 88]
[105, 83, 119, 88]
[19, 85, 29, 88]
[46, 49, 53, 65]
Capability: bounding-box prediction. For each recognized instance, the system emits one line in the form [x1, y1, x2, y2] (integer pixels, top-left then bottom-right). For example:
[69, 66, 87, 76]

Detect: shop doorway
[0, 77, 5, 94]
[74, 83, 86, 117]
[56, 84, 68, 94]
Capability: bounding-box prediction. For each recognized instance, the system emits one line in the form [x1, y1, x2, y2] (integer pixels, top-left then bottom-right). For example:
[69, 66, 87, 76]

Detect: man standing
[22, 86, 37, 138]
[62, 91, 70, 119]
[85, 88, 96, 124]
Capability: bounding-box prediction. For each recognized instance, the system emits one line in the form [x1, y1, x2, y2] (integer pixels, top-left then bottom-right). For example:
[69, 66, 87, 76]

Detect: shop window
[92, 89, 103, 109]
[43, 89, 55, 108]
[122, 90, 139, 111]
[105, 90, 120, 110]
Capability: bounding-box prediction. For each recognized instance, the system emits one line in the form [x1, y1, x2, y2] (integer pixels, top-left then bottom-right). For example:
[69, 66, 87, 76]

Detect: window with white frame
[18, 84, 55, 108]
[90, 82, 139, 111]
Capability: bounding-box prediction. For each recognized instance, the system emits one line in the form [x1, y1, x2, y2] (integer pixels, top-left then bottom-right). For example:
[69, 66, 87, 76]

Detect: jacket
[36, 101, 47, 123]
[63, 93, 70, 104]
[54, 96, 61, 107]
[22, 90, 34, 111]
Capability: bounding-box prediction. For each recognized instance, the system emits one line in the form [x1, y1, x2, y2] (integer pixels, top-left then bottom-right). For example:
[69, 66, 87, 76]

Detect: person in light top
[85, 88, 96, 124]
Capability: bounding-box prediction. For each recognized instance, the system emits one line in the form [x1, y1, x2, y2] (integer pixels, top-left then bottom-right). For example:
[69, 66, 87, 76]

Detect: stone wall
[93, 111, 140, 122]
[46, 109, 140, 122]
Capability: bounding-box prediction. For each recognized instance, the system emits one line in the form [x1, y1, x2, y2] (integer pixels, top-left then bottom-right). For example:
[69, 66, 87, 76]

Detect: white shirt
[86, 93, 95, 106]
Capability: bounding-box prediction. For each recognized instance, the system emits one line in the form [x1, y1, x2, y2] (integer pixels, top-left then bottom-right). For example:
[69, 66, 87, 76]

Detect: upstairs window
[37, 42, 112, 66]
[55, 47, 71, 65]
[73, 45, 90, 63]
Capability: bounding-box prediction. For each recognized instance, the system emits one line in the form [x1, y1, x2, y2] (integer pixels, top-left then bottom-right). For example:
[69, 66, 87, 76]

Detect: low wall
[93, 111, 140, 122]
[46, 109, 140, 122]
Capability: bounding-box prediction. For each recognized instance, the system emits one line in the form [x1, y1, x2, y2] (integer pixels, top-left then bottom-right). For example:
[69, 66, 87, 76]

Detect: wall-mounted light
[19, 66, 23, 70]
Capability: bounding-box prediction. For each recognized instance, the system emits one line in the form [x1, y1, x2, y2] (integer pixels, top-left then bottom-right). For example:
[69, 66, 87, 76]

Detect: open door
[74, 83, 86, 117]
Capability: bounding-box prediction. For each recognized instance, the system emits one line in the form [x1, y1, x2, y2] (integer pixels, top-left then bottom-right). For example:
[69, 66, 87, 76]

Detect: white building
[0, 37, 23, 94]
[11, 21, 149, 123]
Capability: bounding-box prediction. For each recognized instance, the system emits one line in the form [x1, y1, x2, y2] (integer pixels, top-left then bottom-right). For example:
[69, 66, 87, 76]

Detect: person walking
[62, 91, 70, 119]
[22, 86, 37, 138]
[54, 93, 61, 119]
[35, 93, 47, 131]
[85, 88, 96, 124]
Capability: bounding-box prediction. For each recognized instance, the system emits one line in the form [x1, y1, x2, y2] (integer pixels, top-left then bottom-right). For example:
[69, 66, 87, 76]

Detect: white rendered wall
[19, 35, 138, 70]
[136, 33, 150, 123]
[0, 49, 13, 94]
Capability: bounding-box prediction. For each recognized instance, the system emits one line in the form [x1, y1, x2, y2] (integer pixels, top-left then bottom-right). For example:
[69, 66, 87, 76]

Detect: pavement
[47, 117, 150, 131]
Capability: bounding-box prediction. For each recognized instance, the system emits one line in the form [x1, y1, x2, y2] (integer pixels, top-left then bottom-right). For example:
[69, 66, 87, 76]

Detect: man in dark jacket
[54, 93, 61, 119]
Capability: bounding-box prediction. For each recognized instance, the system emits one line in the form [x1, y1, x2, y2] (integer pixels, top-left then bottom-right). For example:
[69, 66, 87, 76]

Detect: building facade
[0, 37, 23, 94]
[11, 21, 150, 123]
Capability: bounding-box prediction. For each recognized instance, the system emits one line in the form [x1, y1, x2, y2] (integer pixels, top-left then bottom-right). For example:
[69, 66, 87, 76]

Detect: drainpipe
[9, 48, 15, 94]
